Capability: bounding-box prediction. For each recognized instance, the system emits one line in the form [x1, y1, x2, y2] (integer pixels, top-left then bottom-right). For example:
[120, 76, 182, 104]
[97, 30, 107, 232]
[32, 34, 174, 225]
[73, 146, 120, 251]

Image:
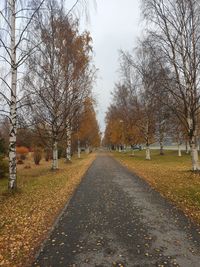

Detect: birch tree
[26, 2, 93, 169]
[125, 43, 157, 160]
[104, 54, 144, 152]
[0, 0, 45, 189]
[142, 0, 200, 170]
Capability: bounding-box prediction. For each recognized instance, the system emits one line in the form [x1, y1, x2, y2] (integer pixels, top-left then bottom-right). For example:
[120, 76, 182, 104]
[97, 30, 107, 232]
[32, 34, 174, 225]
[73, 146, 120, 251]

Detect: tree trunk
[198, 138, 200, 151]
[190, 137, 200, 171]
[9, 0, 17, 190]
[66, 125, 72, 162]
[52, 141, 58, 170]
[159, 141, 164, 155]
[159, 129, 164, 155]
[146, 145, 151, 160]
[85, 143, 89, 154]
[66, 146, 71, 161]
[78, 139, 81, 159]
[187, 117, 200, 170]
[185, 140, 189, 154]
[178, 143, 182, 157]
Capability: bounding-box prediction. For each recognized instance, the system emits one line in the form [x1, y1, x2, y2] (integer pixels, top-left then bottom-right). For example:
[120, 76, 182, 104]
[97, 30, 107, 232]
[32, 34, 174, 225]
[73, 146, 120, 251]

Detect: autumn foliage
[33, 148, 42, 165]
[74, 97, 101, 150]
[16, 146, 29, 155]
[16, 146, 29, 160]
[0, 153, 95, 267]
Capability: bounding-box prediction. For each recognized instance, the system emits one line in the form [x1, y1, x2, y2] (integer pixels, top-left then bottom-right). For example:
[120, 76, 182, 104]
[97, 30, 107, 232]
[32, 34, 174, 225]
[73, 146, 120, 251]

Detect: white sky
[68, 0, 142, 132]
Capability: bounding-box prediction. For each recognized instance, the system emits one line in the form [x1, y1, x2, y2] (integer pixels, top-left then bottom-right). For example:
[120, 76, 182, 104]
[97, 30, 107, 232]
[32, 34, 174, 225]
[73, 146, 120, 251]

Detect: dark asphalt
[33, 154, 200, 267]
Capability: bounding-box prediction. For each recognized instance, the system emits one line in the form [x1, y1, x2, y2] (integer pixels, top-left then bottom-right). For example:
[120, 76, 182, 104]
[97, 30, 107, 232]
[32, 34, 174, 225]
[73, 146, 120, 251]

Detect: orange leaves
[0, 154, 95, 267]
[109, 120, 124, 145]
[16, 146, 29, 155]
[54, 17, 92, 80]
[78, 97, 101, 147]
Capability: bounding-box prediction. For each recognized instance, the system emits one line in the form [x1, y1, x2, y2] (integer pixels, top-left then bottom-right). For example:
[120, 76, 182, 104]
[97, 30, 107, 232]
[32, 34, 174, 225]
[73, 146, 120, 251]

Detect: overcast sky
[68, 0, 142, 132]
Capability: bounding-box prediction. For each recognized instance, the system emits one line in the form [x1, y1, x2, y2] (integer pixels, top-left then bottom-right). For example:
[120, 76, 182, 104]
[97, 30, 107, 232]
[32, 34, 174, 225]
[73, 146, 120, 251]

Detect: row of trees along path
[104, 0, 200, 171]
[0, 0, 100, 190]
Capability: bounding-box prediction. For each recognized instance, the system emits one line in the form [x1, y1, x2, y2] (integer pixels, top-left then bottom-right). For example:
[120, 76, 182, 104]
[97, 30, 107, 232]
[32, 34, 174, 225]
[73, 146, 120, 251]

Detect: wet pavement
[33, 154, 200, 267]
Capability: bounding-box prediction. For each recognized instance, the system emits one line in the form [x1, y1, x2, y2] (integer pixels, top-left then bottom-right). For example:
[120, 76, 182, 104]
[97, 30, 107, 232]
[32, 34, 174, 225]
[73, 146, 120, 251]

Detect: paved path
[34, 155, 200, 267]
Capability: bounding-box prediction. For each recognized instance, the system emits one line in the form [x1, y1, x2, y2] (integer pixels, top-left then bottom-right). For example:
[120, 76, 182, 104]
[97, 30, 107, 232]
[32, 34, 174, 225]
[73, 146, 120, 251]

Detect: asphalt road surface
[33, 154, 200, 267]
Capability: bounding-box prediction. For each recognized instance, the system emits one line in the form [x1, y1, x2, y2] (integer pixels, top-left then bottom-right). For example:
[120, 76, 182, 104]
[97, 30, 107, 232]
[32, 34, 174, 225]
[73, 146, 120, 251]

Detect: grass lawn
[113, 149, 200, 226]
[0, 153, 96, 267]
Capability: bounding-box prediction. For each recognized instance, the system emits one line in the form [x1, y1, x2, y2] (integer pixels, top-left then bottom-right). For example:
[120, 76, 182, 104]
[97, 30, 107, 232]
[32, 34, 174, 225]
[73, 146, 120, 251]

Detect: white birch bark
[85, 145, 90, 154]
[190, 138, 200, 171]
[185, 141, 189, 154]
[146, 145, 151, 160]
[178, 144, 182, 157]
[187, 118, 200, 170]
[159, 141, 164, 155]
[66, 123, 72, 162]
[8, 0, 17, 189]
[198, 138, 200, 151]
[52, 141, 58, 170]
[78, 139, 81, 159]
[56, 145, 58, 169]
[123, 145, 126, 153]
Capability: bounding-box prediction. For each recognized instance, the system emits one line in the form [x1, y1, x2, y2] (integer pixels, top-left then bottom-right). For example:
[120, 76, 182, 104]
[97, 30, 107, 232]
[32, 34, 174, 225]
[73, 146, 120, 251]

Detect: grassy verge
[0, 153, 96, 267]
[112, 149, 200, 225]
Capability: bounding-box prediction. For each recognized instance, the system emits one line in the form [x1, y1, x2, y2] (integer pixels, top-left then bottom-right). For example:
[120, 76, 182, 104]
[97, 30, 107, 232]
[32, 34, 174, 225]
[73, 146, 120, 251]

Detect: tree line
[104, 0, 200, 171]
[0, 0, 100, 190]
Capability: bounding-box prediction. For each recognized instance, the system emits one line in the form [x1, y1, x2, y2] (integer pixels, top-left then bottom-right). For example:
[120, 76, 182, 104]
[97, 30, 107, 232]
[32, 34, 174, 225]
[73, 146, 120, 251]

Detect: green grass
[115, 148, 191, 161]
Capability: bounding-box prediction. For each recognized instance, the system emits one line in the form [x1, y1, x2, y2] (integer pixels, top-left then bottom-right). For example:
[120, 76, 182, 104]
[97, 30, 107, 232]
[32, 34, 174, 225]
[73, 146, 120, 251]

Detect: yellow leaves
[78, 97, 100, 147]
[0, 154, 95, 267]
[114, 150, 200, 225]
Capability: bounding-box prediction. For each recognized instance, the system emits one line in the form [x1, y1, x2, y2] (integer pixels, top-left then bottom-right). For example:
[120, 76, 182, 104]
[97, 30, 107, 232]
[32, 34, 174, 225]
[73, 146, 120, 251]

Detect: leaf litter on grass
[0, 154, 96, 267]
[113, 150, 200, 226]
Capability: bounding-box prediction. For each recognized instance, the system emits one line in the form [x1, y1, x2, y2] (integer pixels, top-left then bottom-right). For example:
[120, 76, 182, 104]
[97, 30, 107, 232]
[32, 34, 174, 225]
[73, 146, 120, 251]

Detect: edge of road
[110, 152, 200, 233]
[33, 155, 97, 265]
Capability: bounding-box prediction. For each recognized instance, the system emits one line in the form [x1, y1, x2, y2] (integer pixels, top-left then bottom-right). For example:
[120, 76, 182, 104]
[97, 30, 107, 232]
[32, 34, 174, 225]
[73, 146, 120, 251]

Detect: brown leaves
[78, 97, 101, 147]
[0, 154, 95, 267]
[114, 150, 200, 225]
